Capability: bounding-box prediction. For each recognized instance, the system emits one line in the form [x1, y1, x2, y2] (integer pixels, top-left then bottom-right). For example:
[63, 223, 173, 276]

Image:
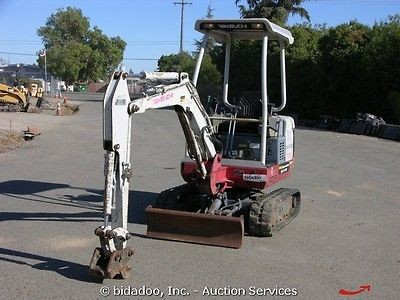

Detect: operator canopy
[195, 18, 294, 44]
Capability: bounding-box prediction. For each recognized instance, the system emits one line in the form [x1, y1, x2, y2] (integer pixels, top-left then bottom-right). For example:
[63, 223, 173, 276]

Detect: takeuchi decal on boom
[152, 93, 174, 105]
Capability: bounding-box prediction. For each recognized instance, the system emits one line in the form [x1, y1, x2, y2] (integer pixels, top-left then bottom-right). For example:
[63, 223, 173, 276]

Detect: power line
[0, 40, 194, 46]
[0, 51, 158, 61]
[0, 51, 36, 57]
[173, 0, 192, 53]
[126, 41, 193, 46]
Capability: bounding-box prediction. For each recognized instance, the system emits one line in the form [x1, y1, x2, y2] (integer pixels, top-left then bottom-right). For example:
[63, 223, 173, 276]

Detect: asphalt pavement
[0, 93, 399, 299]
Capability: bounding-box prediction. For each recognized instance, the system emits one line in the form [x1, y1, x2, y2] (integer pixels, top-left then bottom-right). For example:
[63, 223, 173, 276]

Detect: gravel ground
[0, 129, 24, 153]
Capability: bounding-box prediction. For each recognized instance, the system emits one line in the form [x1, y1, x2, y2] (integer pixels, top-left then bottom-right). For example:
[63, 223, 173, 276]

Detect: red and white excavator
[89, 18, 301, 279]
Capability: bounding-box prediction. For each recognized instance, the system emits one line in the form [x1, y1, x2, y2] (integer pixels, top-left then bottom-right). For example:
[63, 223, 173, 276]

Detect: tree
[158, 52, 195, 73]
[235, 0, 310, 25]
[285, 16, 400, 123]
[158, 51, 221, 101]
[281, 24, 326, 118]
[44, 42, 92, 85]
[317, 21, 371, 117]
[37, 7, 126, 84]
[362, 15, 400, 122]
[158, 52, 221, 84]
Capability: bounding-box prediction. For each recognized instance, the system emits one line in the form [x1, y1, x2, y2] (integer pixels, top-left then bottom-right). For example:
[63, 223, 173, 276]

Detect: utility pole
[173, 0, 192, 53]
[38, 49, 47, 95]
[44, 51, 47, 95]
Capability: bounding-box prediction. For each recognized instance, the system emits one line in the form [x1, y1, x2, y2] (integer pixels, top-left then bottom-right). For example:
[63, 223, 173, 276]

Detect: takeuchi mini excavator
[89, 18, 301, 279]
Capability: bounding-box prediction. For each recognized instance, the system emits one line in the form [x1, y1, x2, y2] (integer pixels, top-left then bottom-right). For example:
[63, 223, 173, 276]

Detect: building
[1, 63, 45, 80]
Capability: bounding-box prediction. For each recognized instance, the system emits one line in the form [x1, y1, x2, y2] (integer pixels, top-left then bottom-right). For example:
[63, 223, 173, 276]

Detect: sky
[0, 0, 399, 72]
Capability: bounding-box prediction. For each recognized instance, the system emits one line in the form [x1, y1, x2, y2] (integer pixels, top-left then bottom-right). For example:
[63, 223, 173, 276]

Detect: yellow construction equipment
[0, 83, 29, 111]
[30, 83, 38, 97]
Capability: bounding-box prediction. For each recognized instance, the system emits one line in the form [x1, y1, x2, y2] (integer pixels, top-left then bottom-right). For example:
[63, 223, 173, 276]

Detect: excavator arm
[89, 71, 226, 279]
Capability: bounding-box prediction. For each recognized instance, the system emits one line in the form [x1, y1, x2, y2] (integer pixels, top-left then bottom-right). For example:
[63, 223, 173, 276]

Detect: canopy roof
[195, 18, 294, 44]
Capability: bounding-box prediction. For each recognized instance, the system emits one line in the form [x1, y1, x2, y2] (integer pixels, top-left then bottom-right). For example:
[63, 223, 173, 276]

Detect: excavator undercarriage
[146, 184, 301, 248]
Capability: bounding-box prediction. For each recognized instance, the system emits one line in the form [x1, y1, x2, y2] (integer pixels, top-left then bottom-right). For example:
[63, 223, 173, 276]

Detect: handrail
[222, 33, 240, 110]
[273, 40, 287, 112]
[260, 35, 269, 164]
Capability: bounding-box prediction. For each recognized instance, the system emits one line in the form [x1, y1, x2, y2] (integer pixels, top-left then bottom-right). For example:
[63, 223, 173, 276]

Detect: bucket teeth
[145, 206, 244, 248]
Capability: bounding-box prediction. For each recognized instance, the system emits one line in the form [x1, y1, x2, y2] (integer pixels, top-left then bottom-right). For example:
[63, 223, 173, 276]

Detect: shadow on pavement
[0, 180, 103, 211]
[0, 179, 159, 225]
[0, 180, 102, 201]
[0, 211, 101, 222]
[0, 180, 70, 194]
[128, 190, 158, 224]
[0, 247, 102, 283]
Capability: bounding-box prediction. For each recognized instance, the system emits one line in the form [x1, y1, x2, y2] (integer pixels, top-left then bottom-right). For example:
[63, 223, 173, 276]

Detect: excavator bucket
[145, 206, 244, 248]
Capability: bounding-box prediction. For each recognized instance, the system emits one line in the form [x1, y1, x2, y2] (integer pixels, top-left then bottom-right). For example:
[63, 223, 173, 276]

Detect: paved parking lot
[0, 93, 399, 299]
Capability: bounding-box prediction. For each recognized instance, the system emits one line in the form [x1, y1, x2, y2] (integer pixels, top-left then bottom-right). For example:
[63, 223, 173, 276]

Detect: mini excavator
[89, 18, 301, 279]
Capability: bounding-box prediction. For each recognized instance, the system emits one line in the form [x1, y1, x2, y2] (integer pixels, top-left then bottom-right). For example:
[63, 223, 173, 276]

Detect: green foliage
[362, 16, 400, 122]
[287, 24, 324, 62]
[319, 21, 370, 60]
[46, 42, 92, 85]
[235, 0, 310, 25]
[37, 7, 126, 84]
[158, 52, 194, 73]
[158, 52, 221, 84]
[211, 7, 399, 123]
[37, 7, 90, 47]
[283, 24, 326, 118]
[158, 52, 222, 99]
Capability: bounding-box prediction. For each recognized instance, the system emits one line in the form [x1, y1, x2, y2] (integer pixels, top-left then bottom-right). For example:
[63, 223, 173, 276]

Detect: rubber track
[0, 103, 24, 112]
[155, 184, 194, 210]
[248, 188, 301, 237]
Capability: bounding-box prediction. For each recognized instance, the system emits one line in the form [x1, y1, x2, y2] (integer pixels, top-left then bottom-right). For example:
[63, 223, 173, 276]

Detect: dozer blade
[145, 206, 244, 248]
